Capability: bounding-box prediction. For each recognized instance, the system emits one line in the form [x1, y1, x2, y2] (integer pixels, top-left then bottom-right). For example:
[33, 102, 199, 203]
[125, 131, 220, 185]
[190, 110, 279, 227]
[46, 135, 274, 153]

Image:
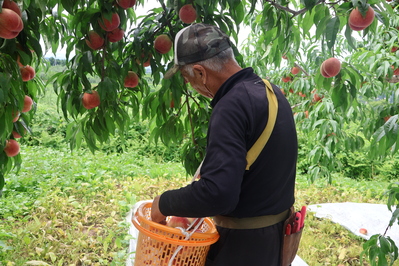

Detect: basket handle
[168, 218, 206, 266]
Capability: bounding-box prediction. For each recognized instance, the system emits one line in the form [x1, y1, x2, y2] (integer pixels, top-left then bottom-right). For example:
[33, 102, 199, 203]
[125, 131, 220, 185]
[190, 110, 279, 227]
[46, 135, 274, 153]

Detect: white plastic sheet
[307, 202, 399, 244]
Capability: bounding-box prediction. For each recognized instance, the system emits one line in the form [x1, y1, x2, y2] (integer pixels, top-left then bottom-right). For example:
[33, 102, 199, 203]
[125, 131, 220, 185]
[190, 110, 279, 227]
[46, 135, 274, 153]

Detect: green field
[1, 143, 396, 265]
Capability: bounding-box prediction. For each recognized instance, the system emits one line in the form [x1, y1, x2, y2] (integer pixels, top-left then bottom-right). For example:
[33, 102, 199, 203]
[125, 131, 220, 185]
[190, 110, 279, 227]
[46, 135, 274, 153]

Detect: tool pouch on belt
[280, 207, 303, 266]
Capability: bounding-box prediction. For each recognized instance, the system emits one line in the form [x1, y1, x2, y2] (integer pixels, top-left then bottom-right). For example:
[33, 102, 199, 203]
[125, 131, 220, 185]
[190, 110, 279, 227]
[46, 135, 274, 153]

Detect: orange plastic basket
[132, 202, 219, 266]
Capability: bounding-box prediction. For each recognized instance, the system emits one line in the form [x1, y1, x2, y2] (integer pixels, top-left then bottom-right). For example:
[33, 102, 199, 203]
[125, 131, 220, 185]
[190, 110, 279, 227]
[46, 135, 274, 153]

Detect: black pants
[205, 220, 284, 266]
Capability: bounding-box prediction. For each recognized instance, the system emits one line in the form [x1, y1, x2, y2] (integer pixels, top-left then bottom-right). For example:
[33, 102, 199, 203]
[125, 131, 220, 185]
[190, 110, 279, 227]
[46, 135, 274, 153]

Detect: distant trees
[46, 57, 66, 66]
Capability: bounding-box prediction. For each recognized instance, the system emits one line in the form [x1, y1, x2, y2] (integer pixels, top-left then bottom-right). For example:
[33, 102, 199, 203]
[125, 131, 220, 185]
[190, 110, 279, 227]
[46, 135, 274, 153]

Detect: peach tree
[0, 0, 398, 264]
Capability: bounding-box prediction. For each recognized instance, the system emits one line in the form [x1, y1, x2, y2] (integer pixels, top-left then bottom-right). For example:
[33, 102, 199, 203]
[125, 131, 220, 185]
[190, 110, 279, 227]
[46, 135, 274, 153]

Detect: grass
[1, 143, 398, 266]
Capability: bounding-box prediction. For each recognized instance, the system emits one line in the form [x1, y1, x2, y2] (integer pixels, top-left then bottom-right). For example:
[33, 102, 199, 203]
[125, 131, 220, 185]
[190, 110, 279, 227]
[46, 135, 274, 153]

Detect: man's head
[164, 23, 232, 79]
[165, 23, 241, 98]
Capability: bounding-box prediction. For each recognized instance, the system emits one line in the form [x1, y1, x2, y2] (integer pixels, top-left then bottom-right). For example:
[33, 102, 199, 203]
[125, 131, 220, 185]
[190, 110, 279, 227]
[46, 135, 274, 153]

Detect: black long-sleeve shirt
[159, 67, 298, 218]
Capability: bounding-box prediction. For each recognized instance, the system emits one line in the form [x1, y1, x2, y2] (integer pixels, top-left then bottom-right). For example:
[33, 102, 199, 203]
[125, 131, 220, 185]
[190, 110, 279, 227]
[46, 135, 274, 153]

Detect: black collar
[211, 67, 255, 108]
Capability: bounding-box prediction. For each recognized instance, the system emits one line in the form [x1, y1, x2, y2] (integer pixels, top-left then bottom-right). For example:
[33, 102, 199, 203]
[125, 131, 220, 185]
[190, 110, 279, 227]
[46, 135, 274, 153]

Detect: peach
[82, 91, 100, 109]
[107, 27, 124, 42]
[85, 30, 104, 50]
[12, 130, 22, 138]
[166, 216, 190, 229]
[349, 22, 366, 31]
[0, 8, 23, 39]
[312, 93, 323, 103]
[154, 34, 172, 54]
[22, 95, 33, 113]
[281, 76, 291, 83]
[391, 46, 398, 53]
[116, 0, 136, 9]
[187, 218, 203, 229]
[2, 0, 21, 17]
[179, 4, 197, 24]
[124, 71, 139, 88]
[16, 55, 23, 67]
[20, 65, 35, 81]
[384, 116, 391, 122]
[359, 228, 368, 235]
[320, 58, 341, 78]
[12, 110, 19, 122]
[348, 7, 375, 31]
[98, 12, 120, 32]
[291, 66, 300, 75]
[4, 139, 20, 157]
[136, 53, 152, 67]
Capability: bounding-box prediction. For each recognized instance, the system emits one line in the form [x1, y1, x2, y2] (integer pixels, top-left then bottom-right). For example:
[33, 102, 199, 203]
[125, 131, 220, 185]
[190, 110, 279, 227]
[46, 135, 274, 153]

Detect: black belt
[213, 209, 290, 230]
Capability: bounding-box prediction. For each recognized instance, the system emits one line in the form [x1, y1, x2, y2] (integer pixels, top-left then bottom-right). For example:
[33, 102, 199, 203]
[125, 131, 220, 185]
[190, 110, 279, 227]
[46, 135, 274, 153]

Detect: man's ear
[193, 64, 207, 83]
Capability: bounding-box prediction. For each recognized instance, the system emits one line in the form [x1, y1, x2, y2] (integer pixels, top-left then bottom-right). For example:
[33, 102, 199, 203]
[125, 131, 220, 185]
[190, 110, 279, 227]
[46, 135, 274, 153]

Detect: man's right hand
[151, 195, 167, 225]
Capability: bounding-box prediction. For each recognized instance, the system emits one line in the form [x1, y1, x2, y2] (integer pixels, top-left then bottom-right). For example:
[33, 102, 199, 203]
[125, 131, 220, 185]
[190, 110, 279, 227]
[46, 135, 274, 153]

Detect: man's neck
[208, 62, 242, 95]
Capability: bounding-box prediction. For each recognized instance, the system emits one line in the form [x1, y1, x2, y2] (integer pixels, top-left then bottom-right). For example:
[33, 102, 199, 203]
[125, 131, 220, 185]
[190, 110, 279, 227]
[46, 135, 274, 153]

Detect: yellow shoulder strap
[245, 79, 278, 170]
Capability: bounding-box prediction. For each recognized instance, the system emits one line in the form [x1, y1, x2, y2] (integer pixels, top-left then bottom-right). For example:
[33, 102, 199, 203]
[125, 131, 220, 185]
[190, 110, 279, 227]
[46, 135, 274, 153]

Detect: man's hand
[151, 195, 167, 225]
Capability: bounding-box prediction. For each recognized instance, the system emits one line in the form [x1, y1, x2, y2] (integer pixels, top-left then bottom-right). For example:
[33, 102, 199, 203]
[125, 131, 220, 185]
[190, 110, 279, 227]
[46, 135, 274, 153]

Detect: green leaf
[0, 172, 4, 192]
[379, 236, 391, 254]
[389, 208, 399, 227]
[325, 17, 340, 50]
[301, 9, 315, 36]
[302, 0, 318, 12]
[315, 11, 330, 40]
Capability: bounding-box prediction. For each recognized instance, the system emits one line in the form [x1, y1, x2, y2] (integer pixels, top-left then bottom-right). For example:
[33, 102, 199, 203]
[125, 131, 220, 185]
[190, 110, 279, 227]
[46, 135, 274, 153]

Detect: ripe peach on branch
[384, 116, 391, 122]
[98, 12, 120, 32]
[124, 71, 139, 88]
[136, 53, 152, 67]
[281, 76, 291, 83]
[12, 131, 22, 138]
[4, 139, 20, 157]
[320, 57, 341, 78]
[2, 0, 21, 17]
[12, 110, 20, 122]
[85, 30, 105, 50]
[116, 0, 136, 9]
[312, 93, 323, 103]
[22, 95, 33, 113]
[107, 27, 124, 42]
[179, 4, 197, 24]
[348, 6, 375, 31]
[291, 66, 300, 75]
[0, 8, 24, 39]
[20, 65, 35, 81]
[82, 91, 101, 109]
[154, 34, 172, 54]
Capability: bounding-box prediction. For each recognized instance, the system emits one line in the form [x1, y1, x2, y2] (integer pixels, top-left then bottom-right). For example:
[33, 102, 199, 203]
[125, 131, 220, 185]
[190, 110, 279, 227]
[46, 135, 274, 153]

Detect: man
[151, 23, 298, 266]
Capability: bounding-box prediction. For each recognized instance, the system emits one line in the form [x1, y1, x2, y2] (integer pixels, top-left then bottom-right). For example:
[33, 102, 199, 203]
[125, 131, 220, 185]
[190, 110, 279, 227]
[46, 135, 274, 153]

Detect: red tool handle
[285, 224, 291, 235]
[292, 212, 301, 233]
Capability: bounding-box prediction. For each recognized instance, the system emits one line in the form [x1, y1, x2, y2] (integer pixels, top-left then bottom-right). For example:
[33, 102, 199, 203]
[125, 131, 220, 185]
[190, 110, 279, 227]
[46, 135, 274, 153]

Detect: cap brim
[164, 64, 180, 79]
